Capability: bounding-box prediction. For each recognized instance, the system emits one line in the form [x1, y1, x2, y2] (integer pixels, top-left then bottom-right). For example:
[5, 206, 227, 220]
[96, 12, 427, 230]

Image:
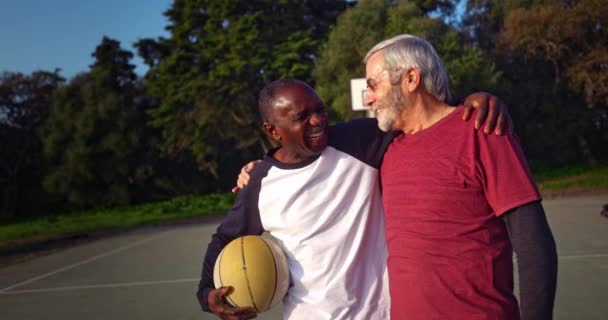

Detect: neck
[396, 93, 453, 134]
[272, 148, 317, 164]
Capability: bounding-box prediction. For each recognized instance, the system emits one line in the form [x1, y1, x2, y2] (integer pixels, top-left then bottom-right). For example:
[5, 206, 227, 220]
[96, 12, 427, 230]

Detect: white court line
[515, 253, 608, 262]
[0, 232, 170, 293]
[559, 253, 608, 260]
[0, 278, 200, 295]
[5, 254, 606, 295]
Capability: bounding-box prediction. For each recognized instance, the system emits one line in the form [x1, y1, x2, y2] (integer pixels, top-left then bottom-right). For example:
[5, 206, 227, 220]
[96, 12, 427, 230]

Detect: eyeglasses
[366, 67, 407, 92]
[366, 70, 390, 93]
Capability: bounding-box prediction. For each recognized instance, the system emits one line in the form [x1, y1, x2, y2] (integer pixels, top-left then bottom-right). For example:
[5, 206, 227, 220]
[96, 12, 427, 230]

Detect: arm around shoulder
[329, 118, 400, 168]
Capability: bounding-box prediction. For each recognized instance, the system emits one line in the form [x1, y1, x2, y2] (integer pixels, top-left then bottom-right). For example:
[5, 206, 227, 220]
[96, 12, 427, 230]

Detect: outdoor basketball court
[0, 196, 606, 320]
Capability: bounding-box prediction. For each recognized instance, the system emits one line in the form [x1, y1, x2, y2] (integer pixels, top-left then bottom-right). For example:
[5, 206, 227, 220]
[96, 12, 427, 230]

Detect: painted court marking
[0, 278, 200, 295]
[0, 232, 171, 294]
[559, 253, 608, 260]
[2, 253, 605, 295]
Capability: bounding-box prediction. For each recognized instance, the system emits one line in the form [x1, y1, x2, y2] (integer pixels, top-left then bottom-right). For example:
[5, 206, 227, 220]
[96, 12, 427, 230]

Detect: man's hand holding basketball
[208, 287, 257, 320]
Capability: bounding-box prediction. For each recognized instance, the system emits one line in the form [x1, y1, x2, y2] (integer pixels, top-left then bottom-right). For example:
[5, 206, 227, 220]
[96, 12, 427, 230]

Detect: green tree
[463, 0, 533, 51]
[500, 0, 607, 107]
[43, 37, 143, 208]
[313, 0, 390, 121]
[410, 0, 456, 16]
[313, 0, 500, 121]
[136, 0, 349, 191]
[499, 0, 608, 165]
[463, 0, 607, 166]
[0, 70, 64, 218]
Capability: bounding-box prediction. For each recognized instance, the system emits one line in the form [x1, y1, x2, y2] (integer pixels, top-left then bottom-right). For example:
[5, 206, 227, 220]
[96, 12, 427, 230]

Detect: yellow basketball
[213, 235, 290, 313]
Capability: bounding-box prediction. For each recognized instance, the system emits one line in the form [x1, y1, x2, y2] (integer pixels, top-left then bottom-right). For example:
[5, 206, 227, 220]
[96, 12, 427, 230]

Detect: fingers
[473, 100, 488, 130]
[209, 287, 258, 320]
[208, 287, 230, 307]
[228, 307, 257, 320]
[244, 160, 261, 172]
[495, 112, 505, 135]
[482, 95, 498, 134]
[462, 102, 473, 121]
[493, 100, 512, 135]
[233, 160, 262, 192]
[500, 99, 514, 133]
[464, 93, 489, 129]
[462, 93, 481, 122]
[237, 160, 261, 189]
[218, 307, 257, 320]
[463, 92, 512, 135]
[237, 171, 250, 189]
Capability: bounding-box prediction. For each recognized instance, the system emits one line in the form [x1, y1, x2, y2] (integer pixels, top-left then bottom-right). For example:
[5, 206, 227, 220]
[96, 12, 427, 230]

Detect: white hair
[364, 34, 450, 102]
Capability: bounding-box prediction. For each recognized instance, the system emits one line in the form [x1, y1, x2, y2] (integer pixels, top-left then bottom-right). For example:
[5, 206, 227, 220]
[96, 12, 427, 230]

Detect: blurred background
[0, 0, 606, 232]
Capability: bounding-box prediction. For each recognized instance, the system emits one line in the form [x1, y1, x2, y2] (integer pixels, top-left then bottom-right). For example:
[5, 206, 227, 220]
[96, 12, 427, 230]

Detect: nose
[363, 89, 375, 107]
[309, 111, 327, 126]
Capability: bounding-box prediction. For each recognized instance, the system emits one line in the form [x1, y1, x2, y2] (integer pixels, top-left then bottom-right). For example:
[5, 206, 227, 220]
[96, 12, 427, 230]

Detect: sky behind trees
[0, 0, 172, 77]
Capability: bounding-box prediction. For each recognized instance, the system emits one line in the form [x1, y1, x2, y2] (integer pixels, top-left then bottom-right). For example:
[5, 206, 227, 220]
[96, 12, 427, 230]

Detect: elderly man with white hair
[364, 34, 557, 320]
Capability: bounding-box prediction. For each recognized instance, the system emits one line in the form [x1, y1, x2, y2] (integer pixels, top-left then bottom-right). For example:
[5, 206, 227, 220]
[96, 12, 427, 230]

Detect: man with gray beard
[364, 34, 557, 320]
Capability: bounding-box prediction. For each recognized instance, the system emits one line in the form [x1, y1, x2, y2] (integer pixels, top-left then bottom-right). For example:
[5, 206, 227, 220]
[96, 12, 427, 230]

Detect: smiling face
[264, 82, 328, 163]
[364, 51, 405, 132]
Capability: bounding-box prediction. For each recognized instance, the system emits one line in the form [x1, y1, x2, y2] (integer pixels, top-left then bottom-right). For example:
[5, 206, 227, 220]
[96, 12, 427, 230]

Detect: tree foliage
[136, 0, 348, 191]
[0, 71, 64, 217]
[313, 0, 390, 120]
[313, 0, 500, 121]
[1, 0, 607, 217]
[464, 0, 607, 166]
[42, 37, 144, 208]
[500, 0, 608, 107]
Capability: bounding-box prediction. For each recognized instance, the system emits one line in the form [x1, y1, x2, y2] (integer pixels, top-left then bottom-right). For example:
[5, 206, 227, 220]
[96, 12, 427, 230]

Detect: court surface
[1, 196, 606, 320]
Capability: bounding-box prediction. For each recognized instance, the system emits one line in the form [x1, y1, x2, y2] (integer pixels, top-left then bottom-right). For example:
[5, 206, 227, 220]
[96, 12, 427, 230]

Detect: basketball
[213, 235, 290, 313]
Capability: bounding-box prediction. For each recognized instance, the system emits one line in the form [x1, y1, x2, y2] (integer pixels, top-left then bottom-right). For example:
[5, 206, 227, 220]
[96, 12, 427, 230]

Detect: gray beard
[376, 85, 405, 132]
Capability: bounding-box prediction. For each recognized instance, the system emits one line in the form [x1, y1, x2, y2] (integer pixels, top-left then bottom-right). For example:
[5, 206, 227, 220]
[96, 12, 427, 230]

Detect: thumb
[219, 286, 232, 296]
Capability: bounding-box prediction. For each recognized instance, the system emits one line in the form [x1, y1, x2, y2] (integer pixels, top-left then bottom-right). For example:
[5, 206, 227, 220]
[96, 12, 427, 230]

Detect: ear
[263, 122, 281, 141]
[401, 68, 422, 94]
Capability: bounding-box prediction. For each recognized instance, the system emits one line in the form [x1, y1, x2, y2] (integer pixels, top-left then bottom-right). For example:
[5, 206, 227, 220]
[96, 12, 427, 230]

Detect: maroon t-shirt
[381, 106, 541, 320]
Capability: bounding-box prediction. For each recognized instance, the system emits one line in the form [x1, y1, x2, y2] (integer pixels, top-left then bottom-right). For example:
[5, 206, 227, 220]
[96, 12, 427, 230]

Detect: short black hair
[258, 79, 310, 123]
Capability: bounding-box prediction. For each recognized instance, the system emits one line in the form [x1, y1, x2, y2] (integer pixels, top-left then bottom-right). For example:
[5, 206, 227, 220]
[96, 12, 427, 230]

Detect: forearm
[196, 186, 265, 312]
[197, 232, 233, 311]
[503, 201, 558, 320]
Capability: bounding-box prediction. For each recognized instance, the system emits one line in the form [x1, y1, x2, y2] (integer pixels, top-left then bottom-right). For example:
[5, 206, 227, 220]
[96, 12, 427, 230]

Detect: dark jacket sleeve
[196, 176, 266, 312]
[503, 201, 558, 320]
